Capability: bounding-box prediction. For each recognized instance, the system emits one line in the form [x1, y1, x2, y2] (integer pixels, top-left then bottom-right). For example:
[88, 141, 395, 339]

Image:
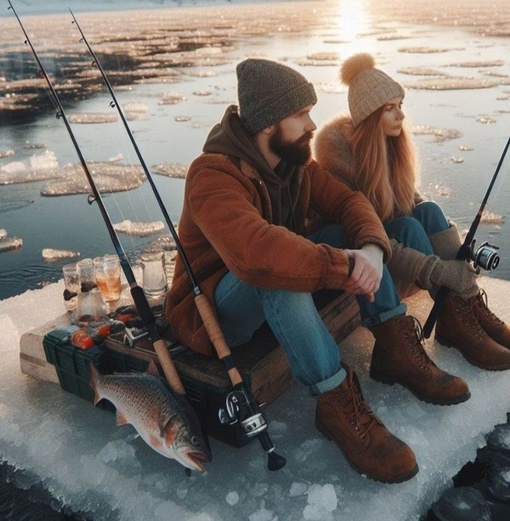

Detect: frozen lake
[1, 1, 510, 520]
[1, 0, 510, 300]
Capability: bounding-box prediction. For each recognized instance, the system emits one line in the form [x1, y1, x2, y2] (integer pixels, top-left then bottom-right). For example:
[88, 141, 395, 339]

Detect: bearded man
[165, 59, 466, 483]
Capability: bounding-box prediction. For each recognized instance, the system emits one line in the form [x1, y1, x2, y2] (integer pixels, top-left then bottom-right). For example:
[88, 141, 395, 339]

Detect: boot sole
[435, 334, 510, 371]
[314, 418, 419, 484]
[369, 370, 471, 406]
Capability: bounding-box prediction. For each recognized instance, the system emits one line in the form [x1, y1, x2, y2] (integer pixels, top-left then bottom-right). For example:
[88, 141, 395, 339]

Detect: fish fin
[116, 410, 130, 426]
[87, 363, 102, 406]
[149, 433, 164, 449]
[162, 420, 178, 445]
[145, 359, 160, 378]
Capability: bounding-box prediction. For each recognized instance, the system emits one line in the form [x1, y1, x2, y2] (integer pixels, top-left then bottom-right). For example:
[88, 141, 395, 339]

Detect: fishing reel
[218, 389, 268, 439]
[219, 388, 286, 471]
[469, 239, 500, 271]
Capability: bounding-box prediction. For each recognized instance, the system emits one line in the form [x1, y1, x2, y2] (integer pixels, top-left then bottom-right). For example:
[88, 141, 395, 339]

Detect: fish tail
[87, 363, 102, 406]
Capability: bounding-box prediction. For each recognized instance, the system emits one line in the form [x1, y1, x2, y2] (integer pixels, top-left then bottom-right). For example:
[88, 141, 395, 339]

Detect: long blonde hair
[351, 106, 418, 223]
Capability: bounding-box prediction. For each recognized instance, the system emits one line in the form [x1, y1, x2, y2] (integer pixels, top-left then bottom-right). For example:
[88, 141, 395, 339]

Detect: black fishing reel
[219, 388, 286, 471]
[219, 389, 268, 438]
[469, 239, 500, 271]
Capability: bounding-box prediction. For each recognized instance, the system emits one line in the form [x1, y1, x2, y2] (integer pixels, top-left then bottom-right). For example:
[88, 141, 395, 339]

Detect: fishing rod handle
[423, 285, 450, 339]
[130, 285, 186, 394]
[194, 294, 243, 386]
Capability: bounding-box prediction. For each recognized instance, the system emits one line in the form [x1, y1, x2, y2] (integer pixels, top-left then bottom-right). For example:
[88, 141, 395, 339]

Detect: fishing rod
[7, 0, 185, 397]
[423, 135, 510, 339]
[69, 10, 286, 471]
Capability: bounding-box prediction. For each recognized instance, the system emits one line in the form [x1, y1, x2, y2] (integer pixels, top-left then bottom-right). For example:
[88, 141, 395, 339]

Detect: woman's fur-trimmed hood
[313, 113, 358, 189]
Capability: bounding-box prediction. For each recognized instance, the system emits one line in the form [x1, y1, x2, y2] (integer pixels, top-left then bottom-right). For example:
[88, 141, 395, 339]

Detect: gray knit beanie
[236, 58, 317, 134]
[340, 53, 405, 128]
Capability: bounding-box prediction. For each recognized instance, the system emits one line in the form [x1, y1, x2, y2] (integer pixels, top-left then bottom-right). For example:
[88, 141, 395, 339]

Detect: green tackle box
[43, 328, 115, 411]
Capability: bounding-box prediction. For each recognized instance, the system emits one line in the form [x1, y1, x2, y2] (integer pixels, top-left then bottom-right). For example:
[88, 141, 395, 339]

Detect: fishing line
[7, 0, 189, 398]
[69, 9, 286, 471]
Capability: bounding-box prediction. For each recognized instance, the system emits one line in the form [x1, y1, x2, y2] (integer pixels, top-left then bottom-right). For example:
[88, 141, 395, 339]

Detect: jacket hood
[313, 113, 357, 189]
[203, 105, 302, 230]
[203, 105, 277, 179]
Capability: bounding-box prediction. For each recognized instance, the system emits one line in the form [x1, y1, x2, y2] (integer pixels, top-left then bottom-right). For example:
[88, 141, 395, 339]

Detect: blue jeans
[214, 224, 405, 396]
[384, 201, 450, 254]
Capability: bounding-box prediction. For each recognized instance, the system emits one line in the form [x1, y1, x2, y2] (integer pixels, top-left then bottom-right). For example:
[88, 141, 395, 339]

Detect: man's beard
[269, 125, 313, 166]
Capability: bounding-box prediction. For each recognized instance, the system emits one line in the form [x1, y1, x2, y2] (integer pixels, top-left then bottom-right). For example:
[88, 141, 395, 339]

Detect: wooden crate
[104, 290, 360, 447]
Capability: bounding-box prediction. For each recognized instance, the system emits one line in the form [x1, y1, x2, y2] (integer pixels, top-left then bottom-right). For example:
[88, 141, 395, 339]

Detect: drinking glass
[140, 250, 167, 299]
[94, 254, 122, 302]
[77, 258, 96, 292]
[62, 262, 80, 312]
[75, 287, 107, 325]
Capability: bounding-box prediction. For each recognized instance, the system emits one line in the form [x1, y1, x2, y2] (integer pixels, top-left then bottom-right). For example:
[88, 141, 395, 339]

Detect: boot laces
[402, 316, 431, 371]
[472, 289, 504, 327]
[343, 377, 376, 440]
[452, 294, 485, 341]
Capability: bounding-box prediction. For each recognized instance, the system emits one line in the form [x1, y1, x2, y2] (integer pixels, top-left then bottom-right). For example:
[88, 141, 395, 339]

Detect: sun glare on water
[334, 0, 372, 54]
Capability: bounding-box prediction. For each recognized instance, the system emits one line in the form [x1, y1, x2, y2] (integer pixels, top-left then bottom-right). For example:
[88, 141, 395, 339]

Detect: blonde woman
[314, 53, 510, 380]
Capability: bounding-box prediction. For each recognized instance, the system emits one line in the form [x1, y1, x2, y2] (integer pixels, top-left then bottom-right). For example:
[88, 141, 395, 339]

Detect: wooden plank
[105, 291, 361, 405]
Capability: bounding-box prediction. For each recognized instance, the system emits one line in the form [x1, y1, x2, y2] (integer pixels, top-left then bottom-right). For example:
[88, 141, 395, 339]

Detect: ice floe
[0, 150, 15, 159]
[481, 211, 504, 225]
[151, 162, 188, 178]
[113, 220, 165, 237]
[0, 150, 61, 185]
[41, 248, 79, 261]
[0, 236, 23, 254]
[412, 125, 462, 142]
[159, 91, 186, 105]
[405, 77, 501, 90]
[68, 112, 119, 124]
[122, 102, 149, 120]
[40, 162, 145, 196]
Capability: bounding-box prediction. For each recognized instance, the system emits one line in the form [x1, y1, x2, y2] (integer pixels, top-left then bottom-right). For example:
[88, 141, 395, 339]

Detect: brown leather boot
[369, 315, 470, 405]
[435, 292, 510, 370]
[468, 289, 510, 350]
[315, 364, 418, 483]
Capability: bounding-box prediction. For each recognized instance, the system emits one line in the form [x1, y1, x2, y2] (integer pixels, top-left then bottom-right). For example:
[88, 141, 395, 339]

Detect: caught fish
[88, 361, 211, 472]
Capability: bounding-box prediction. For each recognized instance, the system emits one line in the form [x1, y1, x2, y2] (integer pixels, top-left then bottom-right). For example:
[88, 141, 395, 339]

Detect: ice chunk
[41, 163, 145, 196]
[42, 248, 80, 261]
[68, 112, 118, 124]
[0, 236, 23, 253]
[30, 149, 58, 170]
[412, 125, 463, 142]
[151, 162, 188, 179]
[289, 482, 308, 497]
[0, 149, 15, 158]
[97, 439, 137, 463]
[306, 483, 337, 514]
[226, 491, 239, 505]
[248, 501, 275, 521]
[122, 102, 148, 121]
[159, 92, 186, 105]
[1, 160, 25, 174]
[113, 220, 165, 237]
[0, 229, 6, 240]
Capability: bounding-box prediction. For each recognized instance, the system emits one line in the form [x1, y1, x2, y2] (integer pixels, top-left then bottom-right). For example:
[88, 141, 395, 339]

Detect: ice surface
[2, 273, 510, 520]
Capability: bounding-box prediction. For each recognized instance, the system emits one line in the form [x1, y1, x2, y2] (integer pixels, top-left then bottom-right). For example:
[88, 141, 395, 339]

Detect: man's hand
[343, 244, 384, 303]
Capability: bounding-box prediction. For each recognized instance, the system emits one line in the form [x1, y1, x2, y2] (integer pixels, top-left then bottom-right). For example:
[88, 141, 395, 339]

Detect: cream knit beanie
[340, 53, 405, 127]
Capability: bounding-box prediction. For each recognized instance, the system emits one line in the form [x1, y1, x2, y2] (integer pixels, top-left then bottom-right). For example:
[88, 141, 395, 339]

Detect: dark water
[0, 460, 94, 521]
